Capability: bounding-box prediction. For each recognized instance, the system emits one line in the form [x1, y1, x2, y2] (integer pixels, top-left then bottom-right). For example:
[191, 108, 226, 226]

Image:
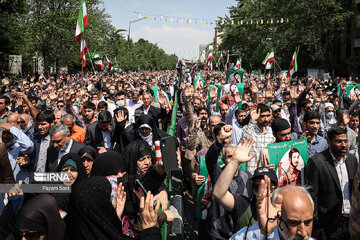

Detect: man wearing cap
[84, 110, 118, 153]
[212, 128, 278, 235]
[257, 118, 292, 169]
[271, 104, 282, 119]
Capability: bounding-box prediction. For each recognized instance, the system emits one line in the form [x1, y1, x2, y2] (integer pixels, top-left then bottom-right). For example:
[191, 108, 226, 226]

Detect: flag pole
[87, 50, 96, 74]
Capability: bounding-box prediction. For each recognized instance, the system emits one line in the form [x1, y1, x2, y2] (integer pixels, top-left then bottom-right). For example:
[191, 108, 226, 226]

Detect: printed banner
[216, 83, 245, 111]
[226, 68, 245, 84]
[268, 138, 308, 186]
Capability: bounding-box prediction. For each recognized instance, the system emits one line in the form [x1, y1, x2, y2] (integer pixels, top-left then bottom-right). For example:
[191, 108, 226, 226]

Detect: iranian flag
[191, 63, 198, 76]
[91, 50, 104, 68]
[75, 0, 88, 41]
[205, 52, 214, 67]
[105, 55, 112, 72]
[287, 48, 298, 77]
[184, 60, 193, 66]
[235, 57, 242, 69]
[209, 61, 213, 70]
[80, 40, 88, 67]
[216, 53, 223, 68]
[263, 51, 274, 69]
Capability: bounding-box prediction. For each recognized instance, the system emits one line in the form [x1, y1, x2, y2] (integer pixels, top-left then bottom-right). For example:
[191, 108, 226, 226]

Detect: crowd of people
[0, 66, 359, 240]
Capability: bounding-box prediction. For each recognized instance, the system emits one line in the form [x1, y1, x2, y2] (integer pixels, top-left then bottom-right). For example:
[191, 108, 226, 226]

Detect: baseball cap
[134, 109, 144, 117]
[251, 167, 278, 186]
[270, 104, 281, 112]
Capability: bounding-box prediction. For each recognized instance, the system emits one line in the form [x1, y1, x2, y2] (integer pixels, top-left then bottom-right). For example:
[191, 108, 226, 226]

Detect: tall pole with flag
[287, 47, 298, 77]
[262, 50, 274, 76]
[75, 0, 88, 86]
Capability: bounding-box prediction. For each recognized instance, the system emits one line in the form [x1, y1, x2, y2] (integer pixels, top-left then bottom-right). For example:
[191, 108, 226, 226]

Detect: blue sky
[102, 0, 237, 59]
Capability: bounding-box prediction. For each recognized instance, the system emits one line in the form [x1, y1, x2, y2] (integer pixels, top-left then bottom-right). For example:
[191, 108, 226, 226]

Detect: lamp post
[128, 17, 147, 41]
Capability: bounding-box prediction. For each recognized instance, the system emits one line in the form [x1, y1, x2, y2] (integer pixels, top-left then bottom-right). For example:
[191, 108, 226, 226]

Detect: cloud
[131, 24, 213, 59]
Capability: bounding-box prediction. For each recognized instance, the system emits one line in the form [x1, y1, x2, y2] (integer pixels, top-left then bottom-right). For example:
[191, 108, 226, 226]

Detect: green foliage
[219, 0, 354, 71]
[0, 0, 177, 74]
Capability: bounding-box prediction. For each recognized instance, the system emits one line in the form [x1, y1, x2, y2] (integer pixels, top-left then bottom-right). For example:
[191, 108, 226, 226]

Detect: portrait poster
[196, 156, 246, 219]
[268, 138, 308, 186]
[226, 68, 244, 84]
[215, 83, 245, 112]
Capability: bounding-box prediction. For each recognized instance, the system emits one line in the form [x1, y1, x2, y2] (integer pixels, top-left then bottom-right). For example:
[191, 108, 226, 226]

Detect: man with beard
[46, 124, 84, 172]
[242, 104, 275, 174]
[65, 101, 97, 130]
[225, 93, 244, 145]
[1, 121, 33, 183]
[278, 148, 301, 186]
[305, 127, 357, 239]
[19, 113, 35, 138]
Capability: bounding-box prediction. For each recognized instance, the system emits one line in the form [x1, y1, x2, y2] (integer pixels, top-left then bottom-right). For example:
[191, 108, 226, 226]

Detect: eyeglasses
[57, 105, 64, 108]
[15, 231, 42, 240]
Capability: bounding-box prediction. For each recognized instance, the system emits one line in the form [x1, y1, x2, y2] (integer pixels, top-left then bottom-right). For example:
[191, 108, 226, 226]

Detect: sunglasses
[15, 231, 42, 240]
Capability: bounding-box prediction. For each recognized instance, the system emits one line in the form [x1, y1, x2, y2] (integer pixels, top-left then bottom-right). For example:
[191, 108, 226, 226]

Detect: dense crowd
[0, 67, 359, 240]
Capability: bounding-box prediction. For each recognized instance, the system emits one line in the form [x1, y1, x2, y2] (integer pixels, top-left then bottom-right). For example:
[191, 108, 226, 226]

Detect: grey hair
[61, 114, 76, 123]
[222, 143, 237, 158]
[271, 185, 314, 212]
[131, 90, 139, 96]
[49, 124, 70, 137]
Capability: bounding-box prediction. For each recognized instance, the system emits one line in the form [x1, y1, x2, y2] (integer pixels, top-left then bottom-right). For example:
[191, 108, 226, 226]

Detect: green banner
[268, 138, 308, 186]
[195, 155, 246, 219]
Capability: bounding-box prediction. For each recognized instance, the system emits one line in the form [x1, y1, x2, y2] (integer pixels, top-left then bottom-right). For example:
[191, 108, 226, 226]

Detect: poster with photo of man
[268, 138, 308, 186]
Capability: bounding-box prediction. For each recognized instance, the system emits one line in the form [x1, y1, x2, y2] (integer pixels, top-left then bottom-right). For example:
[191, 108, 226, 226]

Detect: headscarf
[13, 194, 65, 240]
[90, 151, 125, 177]
[53, 153, 87, 212]
[64, 176, 125, 240]
[132, 115, 169, 146]
[120, 140, 154, 219]
[78, 146, 97, 163]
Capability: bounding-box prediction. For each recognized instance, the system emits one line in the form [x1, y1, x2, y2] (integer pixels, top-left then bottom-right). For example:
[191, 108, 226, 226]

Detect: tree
[219, 0, 354, 72]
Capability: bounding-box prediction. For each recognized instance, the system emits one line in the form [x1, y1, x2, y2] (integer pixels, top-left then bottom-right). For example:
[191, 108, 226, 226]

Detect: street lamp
[128, 17, 147, 41]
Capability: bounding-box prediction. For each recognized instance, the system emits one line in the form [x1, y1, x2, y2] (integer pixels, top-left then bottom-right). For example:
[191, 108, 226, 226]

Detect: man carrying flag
[262, 50, 275, 70]
[80, 40, 88, 67]
[75, 0, 88, 41]
[91, 50, 104, 68]
[287, 47, 298, 77]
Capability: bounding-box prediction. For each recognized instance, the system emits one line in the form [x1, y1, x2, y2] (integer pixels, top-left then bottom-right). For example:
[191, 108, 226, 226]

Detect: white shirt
[57, 139, 73, 165]
[101, 130, 112, 149]
[126, 99, 143, 123]
[331, 152, 351, 214]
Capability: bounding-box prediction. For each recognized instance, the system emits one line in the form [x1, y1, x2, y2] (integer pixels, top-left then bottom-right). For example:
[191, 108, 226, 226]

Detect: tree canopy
[218, 0, 357, 74]
[0, 0, 177, 74]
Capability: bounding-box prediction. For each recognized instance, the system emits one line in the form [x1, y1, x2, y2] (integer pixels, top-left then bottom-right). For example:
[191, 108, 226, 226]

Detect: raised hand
[17, 155, 29, 166]
[184, 85, 193, 98]
[234, 94, 242, 104]
[257, 176, 283, 236]
[116, 182, 126, 219]
[250, 108, 260, 121]
[216, 125, 233, 144]
[140, 191, 160, 230]
[232, 138, 256, 164]
[115, 110, 125, 122]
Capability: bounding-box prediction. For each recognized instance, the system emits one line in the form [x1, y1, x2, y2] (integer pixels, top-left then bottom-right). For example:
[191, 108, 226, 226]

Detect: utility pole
[128, 17, 147, 41]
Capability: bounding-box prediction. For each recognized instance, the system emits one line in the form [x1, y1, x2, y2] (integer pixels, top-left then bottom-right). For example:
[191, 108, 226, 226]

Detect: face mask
[117, 100, 125, 107]
[326, 112, 334, 119]
[60, 211, 67, 219]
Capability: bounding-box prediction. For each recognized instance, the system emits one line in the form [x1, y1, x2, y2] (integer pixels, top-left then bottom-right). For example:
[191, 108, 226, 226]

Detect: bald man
[230, 179, 315, 240]
[61, 114, 86, 143]
[7, 112, 19, 125]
